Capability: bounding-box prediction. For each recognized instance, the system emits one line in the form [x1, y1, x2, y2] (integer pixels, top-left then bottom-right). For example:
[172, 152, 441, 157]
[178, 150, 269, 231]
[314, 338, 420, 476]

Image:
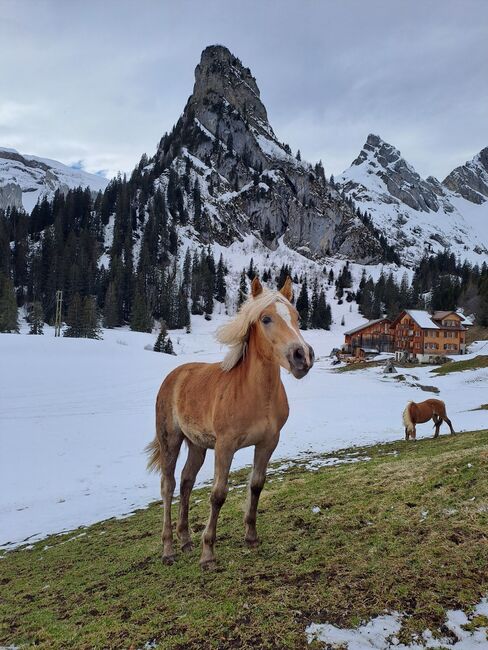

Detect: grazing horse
[402, 398, 455, 441]
[146, 277, 314, 568]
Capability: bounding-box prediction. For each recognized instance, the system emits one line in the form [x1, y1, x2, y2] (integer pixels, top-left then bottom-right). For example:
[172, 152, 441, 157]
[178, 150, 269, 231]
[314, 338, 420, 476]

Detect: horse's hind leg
[433, 414, 441, 438]
[444, 415, 455, 435]
[244, 437, 278, 548]
[160, 427, 184, 564]
[177, 441, 206, 552]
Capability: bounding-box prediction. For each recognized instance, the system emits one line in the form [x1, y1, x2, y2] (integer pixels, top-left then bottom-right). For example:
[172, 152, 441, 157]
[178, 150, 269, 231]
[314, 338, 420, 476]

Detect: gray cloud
[2, 0, 487, 180]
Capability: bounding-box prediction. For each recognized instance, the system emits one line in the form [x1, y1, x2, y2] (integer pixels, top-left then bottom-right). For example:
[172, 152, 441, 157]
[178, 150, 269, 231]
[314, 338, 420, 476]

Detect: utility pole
[54, 290, 63, 337]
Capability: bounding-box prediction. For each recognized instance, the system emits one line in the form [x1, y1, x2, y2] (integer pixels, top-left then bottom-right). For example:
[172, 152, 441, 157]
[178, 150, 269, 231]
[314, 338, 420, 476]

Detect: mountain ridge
[338, 133, 488, 265]
[0, 146, 108, 213]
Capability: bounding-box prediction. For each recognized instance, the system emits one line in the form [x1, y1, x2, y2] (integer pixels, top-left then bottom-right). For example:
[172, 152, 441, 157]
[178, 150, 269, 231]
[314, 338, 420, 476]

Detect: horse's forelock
[216, 289, 290, 370]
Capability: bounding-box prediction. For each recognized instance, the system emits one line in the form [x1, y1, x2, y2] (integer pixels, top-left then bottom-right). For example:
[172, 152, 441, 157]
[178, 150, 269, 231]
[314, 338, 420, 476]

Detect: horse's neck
[239, 327, 282, 398]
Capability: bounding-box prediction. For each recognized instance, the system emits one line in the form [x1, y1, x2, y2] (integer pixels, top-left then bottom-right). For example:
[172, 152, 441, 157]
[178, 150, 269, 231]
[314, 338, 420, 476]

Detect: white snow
[405, 310, 438, 329]
[1, 309, 487, 550]
[307, 596, 488, 648]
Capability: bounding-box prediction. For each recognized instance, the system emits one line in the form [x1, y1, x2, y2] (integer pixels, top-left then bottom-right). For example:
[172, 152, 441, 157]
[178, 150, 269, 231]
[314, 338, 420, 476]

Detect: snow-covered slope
[0, 147, 109, 213]
[338, 134, 488, 265]
[1, 317, 487, 549]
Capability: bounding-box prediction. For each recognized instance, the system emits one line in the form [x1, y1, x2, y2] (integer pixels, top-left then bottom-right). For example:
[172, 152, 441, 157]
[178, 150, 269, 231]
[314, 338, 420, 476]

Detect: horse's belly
[180, 422, 216, 449]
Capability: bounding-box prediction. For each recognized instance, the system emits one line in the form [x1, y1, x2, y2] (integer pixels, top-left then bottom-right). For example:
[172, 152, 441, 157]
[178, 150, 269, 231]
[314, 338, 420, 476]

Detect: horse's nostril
[294, 347, 304, 361]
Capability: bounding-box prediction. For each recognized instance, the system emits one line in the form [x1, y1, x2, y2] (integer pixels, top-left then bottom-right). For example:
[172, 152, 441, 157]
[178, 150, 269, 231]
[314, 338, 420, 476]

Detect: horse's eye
[262, 315, 272, 325]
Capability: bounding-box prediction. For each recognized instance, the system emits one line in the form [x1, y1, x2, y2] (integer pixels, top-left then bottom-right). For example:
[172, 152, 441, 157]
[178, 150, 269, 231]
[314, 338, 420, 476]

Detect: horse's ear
[280, 276, 293, 301]
[251, 276, 263, 298]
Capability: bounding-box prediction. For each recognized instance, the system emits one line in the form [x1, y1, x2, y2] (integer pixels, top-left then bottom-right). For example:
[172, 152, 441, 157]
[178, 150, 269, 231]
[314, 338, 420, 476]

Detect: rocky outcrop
[0, 182, 23, 210]
[443, 147, 488, 204]
[152, 46, 387, 263]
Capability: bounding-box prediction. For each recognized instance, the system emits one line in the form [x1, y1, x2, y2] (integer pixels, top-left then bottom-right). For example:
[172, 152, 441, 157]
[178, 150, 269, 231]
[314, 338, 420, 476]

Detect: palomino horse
[403, 398, 455, 441]
[146, 276, 314, 568]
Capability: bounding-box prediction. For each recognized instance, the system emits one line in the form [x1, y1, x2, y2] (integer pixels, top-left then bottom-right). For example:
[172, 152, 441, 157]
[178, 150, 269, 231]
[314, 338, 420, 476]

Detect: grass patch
[471, 404, 488, 411]
[431, 355, 488, 375]
[1, 431, 488, 649]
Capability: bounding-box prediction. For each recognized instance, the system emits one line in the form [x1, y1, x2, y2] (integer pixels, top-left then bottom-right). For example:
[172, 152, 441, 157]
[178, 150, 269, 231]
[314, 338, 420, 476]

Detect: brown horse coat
[402, 398, 455, 440]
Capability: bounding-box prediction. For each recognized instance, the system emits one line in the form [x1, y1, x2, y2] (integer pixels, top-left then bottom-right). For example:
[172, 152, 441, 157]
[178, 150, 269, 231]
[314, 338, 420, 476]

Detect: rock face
[338, 134, 488, 265]
[151, 45, 389, 263]
[0, 147, 108, 213]
[443, 147, 488, 204]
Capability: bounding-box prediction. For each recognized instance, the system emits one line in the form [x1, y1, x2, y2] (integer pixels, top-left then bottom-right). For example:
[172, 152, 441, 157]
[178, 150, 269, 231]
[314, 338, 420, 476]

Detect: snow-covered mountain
[337, 134, 488, 265]
[144, 45, 390, 264]
[0, 147, 108, 213]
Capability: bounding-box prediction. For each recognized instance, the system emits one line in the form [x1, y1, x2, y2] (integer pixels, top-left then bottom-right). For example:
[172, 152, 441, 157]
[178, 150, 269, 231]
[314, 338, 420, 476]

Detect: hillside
[0, 147, 108, 212]
[1, 429, 487, 649]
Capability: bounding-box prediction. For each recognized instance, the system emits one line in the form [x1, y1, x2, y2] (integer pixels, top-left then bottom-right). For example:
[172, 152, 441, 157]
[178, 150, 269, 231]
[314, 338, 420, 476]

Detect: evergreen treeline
[355, 252, 488, 325]
[0, 157, 229, 336]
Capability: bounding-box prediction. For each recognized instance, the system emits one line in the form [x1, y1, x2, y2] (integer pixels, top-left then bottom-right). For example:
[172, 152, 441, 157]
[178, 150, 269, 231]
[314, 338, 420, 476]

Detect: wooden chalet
[343, 318, 394, 355]
[390, 309, 466, 362]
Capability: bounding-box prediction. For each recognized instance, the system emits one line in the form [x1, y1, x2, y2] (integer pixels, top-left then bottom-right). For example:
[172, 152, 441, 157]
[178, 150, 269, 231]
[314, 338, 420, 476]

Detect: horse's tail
[403, 401, 414, 431]
[145, 436, 162, 474]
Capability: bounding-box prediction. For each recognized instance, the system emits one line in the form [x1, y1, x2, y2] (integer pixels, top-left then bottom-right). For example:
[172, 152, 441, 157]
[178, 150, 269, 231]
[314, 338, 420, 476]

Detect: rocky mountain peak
[189, 44, 270, 137]
[352, 133, 403, 168]
[347, 134, 440, 213]
[443, 146, 488, 204]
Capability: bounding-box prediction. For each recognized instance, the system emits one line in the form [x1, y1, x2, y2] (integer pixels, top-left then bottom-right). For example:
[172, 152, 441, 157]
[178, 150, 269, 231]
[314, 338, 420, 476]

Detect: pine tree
[247, 257, 256, 280]
[314, 289, 331, 329]
[215, 253, 226, 303]
[296, 278, 309, 328]
[0, 273, 18, 332]
[237, 271, 248, 308]
[103, 281, 120, 328]
[29, 301, 44, 335]
[64, 293, 83, 338]
[310, 279, 319, 328]
[130, 280, 153, 332]
[82, 296, 102, 339]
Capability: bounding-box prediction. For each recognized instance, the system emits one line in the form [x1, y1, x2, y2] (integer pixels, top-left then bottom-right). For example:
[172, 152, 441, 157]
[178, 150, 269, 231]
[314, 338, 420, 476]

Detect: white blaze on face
[275, 299, 308, 356]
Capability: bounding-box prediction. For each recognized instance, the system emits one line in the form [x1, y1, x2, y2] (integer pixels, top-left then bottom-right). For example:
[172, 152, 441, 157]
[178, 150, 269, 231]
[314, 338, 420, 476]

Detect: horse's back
[414, 398, 445, 422]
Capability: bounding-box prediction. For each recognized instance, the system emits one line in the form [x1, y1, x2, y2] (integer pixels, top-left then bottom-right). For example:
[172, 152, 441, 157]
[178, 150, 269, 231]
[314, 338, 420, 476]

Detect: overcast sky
[2, 0, 487, 180]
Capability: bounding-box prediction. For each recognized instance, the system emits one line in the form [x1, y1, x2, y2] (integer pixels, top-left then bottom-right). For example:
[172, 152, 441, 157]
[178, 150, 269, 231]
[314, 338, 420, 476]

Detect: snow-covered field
[1, 315, 487, 551]
[307, 596, 488, 649]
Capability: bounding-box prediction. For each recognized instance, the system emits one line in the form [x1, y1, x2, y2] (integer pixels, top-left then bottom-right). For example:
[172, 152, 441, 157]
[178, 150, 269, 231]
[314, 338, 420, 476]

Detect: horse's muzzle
[287, 343, 315, 379]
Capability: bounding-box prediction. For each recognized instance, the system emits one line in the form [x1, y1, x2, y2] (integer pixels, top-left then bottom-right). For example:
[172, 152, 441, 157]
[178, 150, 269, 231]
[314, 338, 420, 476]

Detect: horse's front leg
[244, 436, 279, 548]
[200, 440, 234, 569]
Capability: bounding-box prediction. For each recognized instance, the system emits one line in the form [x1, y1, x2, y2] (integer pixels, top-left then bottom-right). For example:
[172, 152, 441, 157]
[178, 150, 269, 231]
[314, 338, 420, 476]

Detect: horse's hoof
[181, 541, 193, 553]
[245, 538, 260, 549]
[200, 559, 217, 571]
[162, 554, 175, 565]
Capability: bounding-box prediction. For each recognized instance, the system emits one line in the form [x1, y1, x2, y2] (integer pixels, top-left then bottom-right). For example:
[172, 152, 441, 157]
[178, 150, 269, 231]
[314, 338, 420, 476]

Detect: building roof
[405, 310, 439, 329]
[432, 310, 459, 321]
[344, 318, 389, 336]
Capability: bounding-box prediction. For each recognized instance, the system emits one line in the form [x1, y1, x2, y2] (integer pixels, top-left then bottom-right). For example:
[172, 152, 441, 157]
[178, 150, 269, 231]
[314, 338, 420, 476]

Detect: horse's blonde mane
[216, 288, 290, 371]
